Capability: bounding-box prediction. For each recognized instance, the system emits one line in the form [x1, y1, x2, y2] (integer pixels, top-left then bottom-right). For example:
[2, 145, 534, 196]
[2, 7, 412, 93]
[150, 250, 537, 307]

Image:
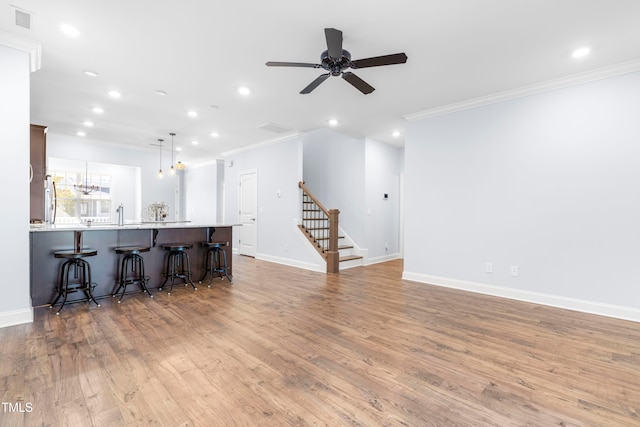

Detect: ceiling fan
[266, 28, 408, 95]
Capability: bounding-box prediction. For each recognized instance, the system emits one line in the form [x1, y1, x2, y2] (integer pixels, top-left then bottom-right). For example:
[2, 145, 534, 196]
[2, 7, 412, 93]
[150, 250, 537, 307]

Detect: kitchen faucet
[117, 204, 124, 226]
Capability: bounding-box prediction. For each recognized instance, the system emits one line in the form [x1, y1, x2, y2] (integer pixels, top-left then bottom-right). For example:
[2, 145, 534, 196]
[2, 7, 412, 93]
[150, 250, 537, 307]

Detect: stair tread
[338, 245, 354, 250]
[339, 255, 363, 262]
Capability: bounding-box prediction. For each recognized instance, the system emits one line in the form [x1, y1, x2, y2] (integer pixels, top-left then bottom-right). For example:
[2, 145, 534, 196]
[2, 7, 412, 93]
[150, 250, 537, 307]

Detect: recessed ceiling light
[155, 90, 167, 96]
[187, 111, 198, 118]
[76, 131, 86, 137]
[60, 24, 80, 37]
[83, 121, 94, 127]
[176, 147, 182, 152]
[238, 86, 251, 96]
[328, 119, 338, 126]
[392, 130, 401, 138]
[192, 140, 199, 145]
[210, 131, 219, 138]
[84, 70, 98, 77]
[108, 90, 121, 98]
[572, 46, 591, 59]
[92, 107, 104, 114]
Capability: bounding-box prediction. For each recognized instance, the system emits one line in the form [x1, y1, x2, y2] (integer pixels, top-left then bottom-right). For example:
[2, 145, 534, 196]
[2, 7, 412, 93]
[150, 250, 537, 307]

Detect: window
[51, 170, 112, 224]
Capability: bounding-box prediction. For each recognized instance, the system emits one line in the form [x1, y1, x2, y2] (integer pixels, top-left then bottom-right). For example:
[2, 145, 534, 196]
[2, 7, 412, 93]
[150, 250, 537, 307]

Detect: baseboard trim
[365, 253, 401, 266]
[402, 271, 640, 323]
[0, 307, 34, 329]
[256, 253, 325, 273]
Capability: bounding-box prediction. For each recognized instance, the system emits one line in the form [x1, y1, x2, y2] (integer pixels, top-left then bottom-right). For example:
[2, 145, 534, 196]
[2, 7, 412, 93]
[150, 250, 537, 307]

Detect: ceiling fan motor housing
[321, 49, 351, 76]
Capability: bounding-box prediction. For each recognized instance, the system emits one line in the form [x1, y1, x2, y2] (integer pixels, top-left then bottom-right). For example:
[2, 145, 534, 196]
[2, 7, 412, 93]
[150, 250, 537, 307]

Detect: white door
[239, 171, 257, 257]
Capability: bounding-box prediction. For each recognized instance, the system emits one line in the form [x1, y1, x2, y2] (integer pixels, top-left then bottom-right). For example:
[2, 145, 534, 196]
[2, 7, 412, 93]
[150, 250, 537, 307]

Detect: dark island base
[30, 226, 232, 307]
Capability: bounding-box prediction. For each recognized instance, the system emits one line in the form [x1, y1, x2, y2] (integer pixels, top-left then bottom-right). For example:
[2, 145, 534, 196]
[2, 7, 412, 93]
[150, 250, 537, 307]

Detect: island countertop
[29, 222, 240, 232]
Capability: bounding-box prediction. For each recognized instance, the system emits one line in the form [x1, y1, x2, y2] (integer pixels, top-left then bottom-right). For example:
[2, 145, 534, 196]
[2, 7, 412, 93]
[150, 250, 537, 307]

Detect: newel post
[326, 208, 340, 274]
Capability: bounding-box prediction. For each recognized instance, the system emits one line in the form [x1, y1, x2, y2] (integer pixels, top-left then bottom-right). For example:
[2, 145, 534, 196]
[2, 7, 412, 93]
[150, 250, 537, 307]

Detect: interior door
[238, 171, 257, 257]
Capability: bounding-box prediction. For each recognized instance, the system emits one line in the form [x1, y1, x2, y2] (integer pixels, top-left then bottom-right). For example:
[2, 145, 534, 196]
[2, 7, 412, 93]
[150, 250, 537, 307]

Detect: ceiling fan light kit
[266, 28, 407, 94]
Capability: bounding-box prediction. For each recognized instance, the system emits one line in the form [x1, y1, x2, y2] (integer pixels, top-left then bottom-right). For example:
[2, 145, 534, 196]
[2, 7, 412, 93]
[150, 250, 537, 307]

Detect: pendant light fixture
[74, 161, 99, 195]
[157, 138, 164, 178]
[169, 132, 176, 176]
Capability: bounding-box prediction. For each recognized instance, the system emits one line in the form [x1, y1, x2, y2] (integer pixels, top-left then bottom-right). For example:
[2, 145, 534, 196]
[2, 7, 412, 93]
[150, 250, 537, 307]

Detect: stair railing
[298, 181, 340, 273]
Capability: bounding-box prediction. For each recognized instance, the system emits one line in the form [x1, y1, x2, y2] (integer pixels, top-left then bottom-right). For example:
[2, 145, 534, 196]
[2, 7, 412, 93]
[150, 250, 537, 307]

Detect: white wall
[0, 44, 32, 327]
[216, 159, 225, 221]
[303, 129, 403, 263]
[184, 161, 218, 224]
[404, 70, 640, 321]
[303, 129, 366, 244]
[47, 136, 177, 222]
[364, 138, 402, 261]
[224, 136, 324, 270]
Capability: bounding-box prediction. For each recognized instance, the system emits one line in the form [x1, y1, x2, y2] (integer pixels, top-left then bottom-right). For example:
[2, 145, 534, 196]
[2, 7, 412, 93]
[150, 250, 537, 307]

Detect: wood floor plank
[2, 256, 640, 425]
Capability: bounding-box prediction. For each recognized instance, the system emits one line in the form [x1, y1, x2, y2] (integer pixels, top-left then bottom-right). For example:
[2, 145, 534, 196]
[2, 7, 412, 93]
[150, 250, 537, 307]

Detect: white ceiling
[2, 1, 640, 165]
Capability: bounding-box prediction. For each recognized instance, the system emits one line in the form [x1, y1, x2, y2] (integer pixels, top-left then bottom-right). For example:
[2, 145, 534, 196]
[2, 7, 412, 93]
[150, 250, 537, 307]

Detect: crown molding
[0, 30, 41, 72]
[221, 132, 301, 157]
[404, 58, 640, 122]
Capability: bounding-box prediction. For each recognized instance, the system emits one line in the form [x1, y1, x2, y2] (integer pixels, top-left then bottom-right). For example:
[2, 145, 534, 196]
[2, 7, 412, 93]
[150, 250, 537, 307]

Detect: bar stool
[199, 241, 232, 286]
[50, 249, 101, 315]
[112, 246, 153, 302]
[159, 243, 197, 295]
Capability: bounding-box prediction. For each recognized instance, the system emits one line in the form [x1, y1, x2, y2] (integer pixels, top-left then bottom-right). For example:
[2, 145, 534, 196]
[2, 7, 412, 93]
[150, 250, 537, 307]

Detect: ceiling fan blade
[324, 28, 343, 60]
[266, 61, 322, 68]
[350, 52, 408, 69]
[301, 73, 330, 94]
[342, 72, 375, 94]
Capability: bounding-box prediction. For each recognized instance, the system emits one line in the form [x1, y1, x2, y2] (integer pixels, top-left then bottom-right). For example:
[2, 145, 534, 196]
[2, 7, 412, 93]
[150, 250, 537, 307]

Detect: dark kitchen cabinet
[30, 124, 47, 223]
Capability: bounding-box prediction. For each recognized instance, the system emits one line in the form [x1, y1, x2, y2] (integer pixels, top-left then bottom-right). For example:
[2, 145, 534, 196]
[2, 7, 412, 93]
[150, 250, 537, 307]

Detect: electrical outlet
[510, 265, 519, 277]
[384, 242, 389, 251]
[485, 262, 493, 273]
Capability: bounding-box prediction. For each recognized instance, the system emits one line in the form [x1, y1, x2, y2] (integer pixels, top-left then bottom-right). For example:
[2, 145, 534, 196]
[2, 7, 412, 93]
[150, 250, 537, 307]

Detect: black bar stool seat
[159, 243, 196, 295]
[199, 241, 232, 286]
[112, 246, 153, 302]
[50, 249, 101, 315]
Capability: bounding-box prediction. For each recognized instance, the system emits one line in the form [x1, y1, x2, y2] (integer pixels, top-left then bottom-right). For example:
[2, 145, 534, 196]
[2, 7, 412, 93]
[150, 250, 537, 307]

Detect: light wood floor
[2, 256, 640, 426]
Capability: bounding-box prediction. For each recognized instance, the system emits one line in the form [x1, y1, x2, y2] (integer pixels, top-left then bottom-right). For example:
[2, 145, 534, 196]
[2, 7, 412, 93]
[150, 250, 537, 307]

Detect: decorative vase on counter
[142, 202, 168, 222]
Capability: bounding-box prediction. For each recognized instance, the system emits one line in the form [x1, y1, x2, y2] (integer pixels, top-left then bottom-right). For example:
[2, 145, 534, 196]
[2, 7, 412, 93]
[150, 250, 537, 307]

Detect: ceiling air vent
[12, 6, 33, 30]
[258, 122, 291, 134]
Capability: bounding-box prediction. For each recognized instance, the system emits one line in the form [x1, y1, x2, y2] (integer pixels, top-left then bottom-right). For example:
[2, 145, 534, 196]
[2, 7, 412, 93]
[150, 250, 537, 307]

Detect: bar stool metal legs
[113, 246, 153, 303]
[159, 244, 196, 295]
[199, 242, 233, 287]
[50, 249, 100, 315]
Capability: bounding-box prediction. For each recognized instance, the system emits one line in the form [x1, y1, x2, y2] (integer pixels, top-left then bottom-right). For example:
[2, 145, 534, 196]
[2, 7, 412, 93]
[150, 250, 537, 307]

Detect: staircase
[298, 181, 363, 273]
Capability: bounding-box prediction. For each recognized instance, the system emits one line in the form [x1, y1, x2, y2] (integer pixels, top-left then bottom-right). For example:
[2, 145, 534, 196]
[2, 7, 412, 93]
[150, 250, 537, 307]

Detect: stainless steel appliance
[44, 174, 56, 224]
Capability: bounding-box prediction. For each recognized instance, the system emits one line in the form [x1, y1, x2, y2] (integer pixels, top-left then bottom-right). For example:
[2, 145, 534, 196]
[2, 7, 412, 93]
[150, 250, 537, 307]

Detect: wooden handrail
[298, 181, 330, 216]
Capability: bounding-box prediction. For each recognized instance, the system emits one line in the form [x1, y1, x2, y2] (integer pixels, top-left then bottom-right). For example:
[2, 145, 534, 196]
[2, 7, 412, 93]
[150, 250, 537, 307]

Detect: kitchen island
[29, 222, 236, 307]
